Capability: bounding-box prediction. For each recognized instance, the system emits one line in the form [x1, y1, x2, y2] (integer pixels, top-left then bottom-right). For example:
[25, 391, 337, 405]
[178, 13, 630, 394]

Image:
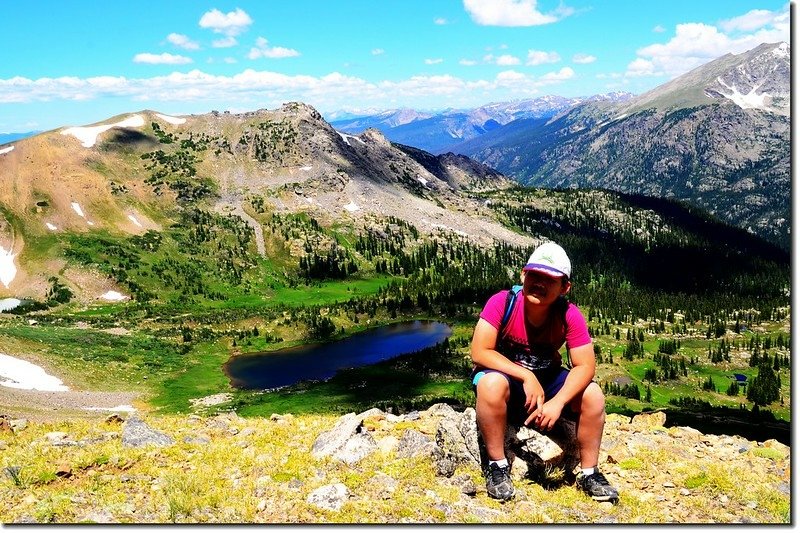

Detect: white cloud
[628, 7, 789, 79]
[495, 70, 527, 83]
[248, 37, 300, 59]
[0, 64, 596, 113]
[213, 37, 238, 48]
[653, 25, 666, 33]
[0, 70, 482, 108]
[425, 58, 444, 65]
[463, 0, 569, 26]
[526, 50, 560, 65]
[572, 53, 596, 64]
[199, 8, 253, 36]
[133, 53, 193, 65]
[495, 54, 521, 66]
[459, 59, 477, 66]
[625, 58, 659, 77]
[167, 33, 200, 50]
[371, 48, 385, 56]
[719, 9, 775, 32]
[224, 57, 237, 64]
[540, 67, 574, 82]
[434, 17, 448, 25]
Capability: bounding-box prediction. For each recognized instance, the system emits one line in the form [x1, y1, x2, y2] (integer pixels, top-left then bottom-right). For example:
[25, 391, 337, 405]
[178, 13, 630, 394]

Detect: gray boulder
[311, 413, 363, 459]
[307, 483, 349, 511]
[333, 432, 378, 464]
[436, 407, 481, 466]
[434, 406, 580, 479]
[311, 409, 384, 463]
[122, 416, 174, 448]
[396, 429, 438, 458]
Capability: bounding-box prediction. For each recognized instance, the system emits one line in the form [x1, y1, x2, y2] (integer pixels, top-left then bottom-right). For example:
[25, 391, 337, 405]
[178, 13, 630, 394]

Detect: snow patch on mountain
[714, 78, 770, 111]
[61, 114, 145, 147]
[0, 353, 70, 392]
[155, 113, 186, 125]
[0, 246, 17, 288]
[127, 214, 143, 228]
[71, 202, 86, 218]
[773, 42, 789, 59]
[337, 131, 364, 146]
[101, 290, 128, 301]
[45, 222, 58, 231]
[0, 298, 20, 312]
[0, 146, 14, 155]
[343, 201, 360, 212]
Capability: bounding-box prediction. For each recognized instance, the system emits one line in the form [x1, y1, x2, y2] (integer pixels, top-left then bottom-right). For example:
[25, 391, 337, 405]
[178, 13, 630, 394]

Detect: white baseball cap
[522, 242, 571, 279]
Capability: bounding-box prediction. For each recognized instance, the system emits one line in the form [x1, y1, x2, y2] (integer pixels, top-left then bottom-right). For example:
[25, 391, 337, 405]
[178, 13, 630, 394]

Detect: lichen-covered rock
[307, 483, 349, 511]
[311, 412, 362, 459]
[396, 429, 438, 459]
[122, 416, 174, 448]
[333, 432, 378, 464]
[630, 411, 667, 429]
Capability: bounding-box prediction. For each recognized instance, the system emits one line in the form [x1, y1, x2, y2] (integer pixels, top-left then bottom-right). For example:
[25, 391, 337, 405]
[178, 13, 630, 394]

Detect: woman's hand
[522, 373, 544, 416]
[526, 398, 565, 430]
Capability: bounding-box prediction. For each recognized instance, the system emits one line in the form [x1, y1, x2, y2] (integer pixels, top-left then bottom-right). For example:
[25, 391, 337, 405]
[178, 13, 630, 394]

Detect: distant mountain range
[331, 42, 789, 249]
[451, 42, 790, 248]
[329, 93, 633, 154]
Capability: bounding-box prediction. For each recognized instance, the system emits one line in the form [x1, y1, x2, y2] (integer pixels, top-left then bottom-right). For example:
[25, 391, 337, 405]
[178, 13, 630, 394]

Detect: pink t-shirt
[479, 289, 592, 371]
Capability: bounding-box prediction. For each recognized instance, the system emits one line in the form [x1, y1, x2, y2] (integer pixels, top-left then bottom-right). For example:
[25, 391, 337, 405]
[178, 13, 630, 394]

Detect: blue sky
[0, 1, 790, 132]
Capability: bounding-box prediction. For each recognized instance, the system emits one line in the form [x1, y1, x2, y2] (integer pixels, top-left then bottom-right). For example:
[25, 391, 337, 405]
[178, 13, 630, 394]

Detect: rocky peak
[279, 101, 325, 122]
[359, 128, 392, 148]
[705, 42, 789, 115]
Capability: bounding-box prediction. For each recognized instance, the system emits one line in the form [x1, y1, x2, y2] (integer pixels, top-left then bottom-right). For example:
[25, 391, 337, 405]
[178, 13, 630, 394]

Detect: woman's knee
[476, 372, 511, 404]
[571, 382, 605, 415]
[582, 382, 605, 413]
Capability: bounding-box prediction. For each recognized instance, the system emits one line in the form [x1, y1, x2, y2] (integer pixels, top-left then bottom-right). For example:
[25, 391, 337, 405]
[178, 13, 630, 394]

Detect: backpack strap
[498, 284, 523, 337]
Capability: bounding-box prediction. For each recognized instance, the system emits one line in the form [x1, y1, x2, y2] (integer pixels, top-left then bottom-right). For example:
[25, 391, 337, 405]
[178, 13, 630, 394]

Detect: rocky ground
[0, 405, 790, 524]
[0, 386, 140, 422]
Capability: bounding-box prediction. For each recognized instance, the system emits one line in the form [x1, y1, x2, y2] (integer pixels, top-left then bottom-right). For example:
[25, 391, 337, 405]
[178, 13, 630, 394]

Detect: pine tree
[747, 360, 781, 406]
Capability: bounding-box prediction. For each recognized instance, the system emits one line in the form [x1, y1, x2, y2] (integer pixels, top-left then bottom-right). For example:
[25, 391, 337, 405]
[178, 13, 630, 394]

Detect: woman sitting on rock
[470, 242, 619, 502]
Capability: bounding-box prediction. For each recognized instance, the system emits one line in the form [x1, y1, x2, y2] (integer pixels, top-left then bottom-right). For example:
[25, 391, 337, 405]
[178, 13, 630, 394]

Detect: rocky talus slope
[0, 406, 789, 524]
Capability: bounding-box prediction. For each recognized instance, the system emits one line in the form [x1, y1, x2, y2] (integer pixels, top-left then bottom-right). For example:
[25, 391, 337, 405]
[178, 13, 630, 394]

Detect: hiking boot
[485, 463, 515, 501]
[577, 471, 619, 502]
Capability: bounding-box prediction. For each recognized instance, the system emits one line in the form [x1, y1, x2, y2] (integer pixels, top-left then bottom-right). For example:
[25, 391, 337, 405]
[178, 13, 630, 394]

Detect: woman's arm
[471, 318, 544, 413]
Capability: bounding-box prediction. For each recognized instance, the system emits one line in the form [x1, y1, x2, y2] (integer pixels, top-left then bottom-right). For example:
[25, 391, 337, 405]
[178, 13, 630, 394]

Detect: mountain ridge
[0, 102, 524, 301]
[329, 93, 634, 154]
[451, 41, 790, 248]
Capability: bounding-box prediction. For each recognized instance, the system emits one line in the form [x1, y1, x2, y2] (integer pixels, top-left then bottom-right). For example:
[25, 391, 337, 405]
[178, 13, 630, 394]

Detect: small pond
[224, 320, 452, 390]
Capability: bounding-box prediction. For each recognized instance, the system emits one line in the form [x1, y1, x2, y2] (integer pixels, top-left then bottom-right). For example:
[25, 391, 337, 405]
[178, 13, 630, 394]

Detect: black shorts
[471, 366, 577, 426]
